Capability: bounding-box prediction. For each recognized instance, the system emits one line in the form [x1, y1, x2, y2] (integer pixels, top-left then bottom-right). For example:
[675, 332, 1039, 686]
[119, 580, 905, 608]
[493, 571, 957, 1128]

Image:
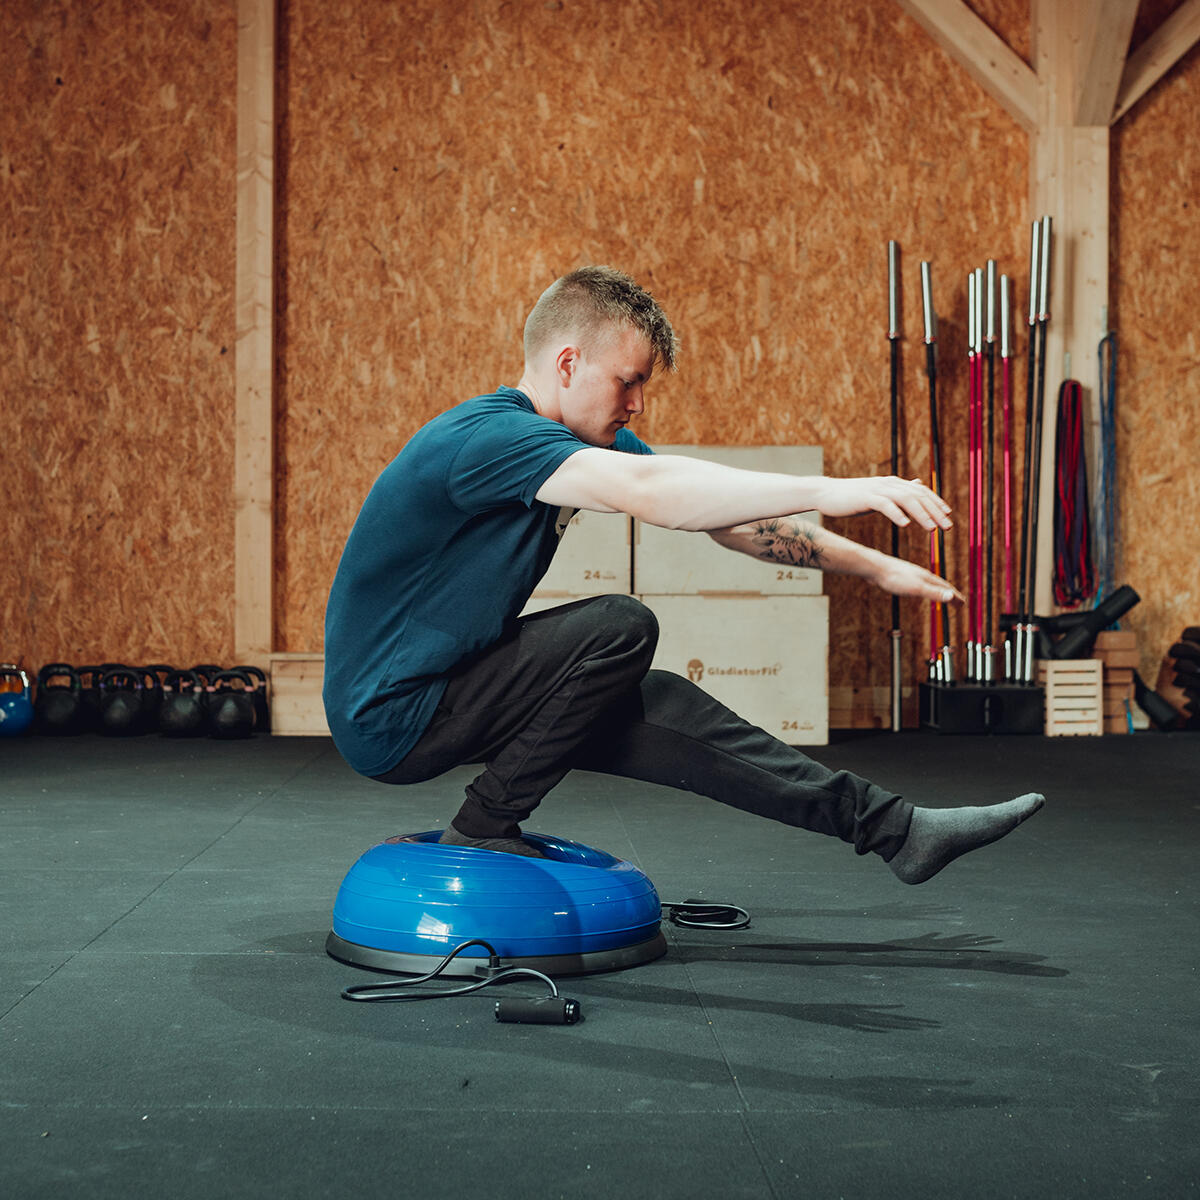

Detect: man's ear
[554, 343, 581, 386]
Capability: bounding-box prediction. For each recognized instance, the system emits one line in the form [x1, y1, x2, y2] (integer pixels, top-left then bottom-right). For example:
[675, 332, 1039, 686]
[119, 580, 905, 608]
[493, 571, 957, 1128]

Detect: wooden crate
[1037, 659, 1103, 736]
[1093, 635, 1136, 734]
[1092, 647, 1140, 668]
[1092, 630, 1140, 670]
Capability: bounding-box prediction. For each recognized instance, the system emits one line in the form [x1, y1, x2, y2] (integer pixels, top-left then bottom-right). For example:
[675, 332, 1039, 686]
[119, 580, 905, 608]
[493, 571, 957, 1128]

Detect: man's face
[559, 325, 655, 447]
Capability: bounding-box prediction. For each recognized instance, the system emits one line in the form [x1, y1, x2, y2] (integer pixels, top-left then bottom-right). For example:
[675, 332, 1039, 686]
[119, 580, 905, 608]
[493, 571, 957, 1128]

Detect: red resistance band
[1052, 380, 1095, 608]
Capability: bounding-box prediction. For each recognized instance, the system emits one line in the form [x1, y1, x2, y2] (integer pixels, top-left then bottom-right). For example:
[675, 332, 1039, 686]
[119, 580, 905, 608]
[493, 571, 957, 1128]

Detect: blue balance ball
[326, 831, 666, 977]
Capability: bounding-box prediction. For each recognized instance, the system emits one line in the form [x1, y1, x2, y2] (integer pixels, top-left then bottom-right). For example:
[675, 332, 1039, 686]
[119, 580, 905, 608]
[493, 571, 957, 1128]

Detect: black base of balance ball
[920, 682, 1044, 734]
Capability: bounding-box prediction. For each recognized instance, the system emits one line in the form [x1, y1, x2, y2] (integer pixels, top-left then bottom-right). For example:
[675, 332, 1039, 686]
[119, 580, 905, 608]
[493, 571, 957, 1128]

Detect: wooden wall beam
[1073, 0, 1139, 126]
[1112, 0, 1200, 122]
[235, 0, 276, 661]
[1029, 0, 1112, 615]
[892, 0, 1039, 130]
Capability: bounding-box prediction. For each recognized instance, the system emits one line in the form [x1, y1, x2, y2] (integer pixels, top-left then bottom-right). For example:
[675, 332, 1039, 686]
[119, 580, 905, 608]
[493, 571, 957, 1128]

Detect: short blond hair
[523, 265, 679, 374]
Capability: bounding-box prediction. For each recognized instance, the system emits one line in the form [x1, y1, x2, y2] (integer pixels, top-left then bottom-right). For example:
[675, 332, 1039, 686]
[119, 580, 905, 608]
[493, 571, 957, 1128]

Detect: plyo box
[634, 446, 824, 596]
[640, 594, 829, 745]
[532, 509, 632, 597]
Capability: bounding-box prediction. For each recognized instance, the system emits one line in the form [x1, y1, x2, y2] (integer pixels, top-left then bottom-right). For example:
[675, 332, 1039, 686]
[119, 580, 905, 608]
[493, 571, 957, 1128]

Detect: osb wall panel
[1111, 39, 1200, 682]
[0, 1, 236, 671]
[278, 0, 1030, 705]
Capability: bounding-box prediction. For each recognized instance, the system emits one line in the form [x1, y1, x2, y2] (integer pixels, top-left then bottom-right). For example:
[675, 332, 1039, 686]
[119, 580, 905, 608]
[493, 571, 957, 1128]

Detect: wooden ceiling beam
[1073, 0, 1139, 125]
[1112, 0, 1200, 122]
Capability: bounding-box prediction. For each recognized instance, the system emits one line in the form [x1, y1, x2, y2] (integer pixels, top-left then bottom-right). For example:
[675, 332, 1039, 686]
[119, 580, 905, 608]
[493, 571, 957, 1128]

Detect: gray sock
[888, 793, 1045, 884]
[438, 826, 546, 858]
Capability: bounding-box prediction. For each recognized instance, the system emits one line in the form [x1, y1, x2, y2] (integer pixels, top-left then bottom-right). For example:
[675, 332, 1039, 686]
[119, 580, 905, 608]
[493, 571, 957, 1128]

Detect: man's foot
[888, 793, 1045, 884]
[437, 826, 546, 858]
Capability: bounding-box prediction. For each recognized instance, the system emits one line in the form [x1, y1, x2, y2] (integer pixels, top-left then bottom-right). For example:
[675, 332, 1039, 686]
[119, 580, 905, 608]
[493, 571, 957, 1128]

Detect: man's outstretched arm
[707, 516, 963, 603]
[535, 448, 953, 534]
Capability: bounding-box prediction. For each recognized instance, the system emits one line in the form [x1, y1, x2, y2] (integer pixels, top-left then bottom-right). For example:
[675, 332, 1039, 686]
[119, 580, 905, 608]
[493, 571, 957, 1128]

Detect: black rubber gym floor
[3, 730, 1197, 1199]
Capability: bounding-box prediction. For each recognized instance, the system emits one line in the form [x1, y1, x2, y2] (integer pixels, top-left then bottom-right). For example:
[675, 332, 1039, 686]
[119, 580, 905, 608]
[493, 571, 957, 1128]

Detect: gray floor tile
[3, 1106, 773, 1200]
[0, 869, 172, 953]
[2, 950, 740, 1115]
[749, 1106, 1200, 1199]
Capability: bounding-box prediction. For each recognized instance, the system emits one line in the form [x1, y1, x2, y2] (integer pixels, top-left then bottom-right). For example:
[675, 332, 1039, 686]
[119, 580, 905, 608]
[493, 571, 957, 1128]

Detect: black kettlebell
[234, 664, 270, 733]
[35, 664, 84, 734]
[208, 670, 256, 739]
[159, 669, 209, 736]
[142, 664, 174, 727]
[99, 666, 148, 736]
[82, 662, 129, 732]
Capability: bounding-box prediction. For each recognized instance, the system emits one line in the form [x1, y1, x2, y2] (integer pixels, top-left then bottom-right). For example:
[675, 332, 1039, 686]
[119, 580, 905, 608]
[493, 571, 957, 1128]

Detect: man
[323, 266, 1042, 879]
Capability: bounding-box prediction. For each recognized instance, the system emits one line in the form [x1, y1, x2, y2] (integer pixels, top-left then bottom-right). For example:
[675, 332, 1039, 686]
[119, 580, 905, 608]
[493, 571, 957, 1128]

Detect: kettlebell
[80, 662, 127, 732]
[35, 664, 84, 734]
[159, 669, 209, 736]
[208, 670, 256, 739]
[99, 666, 148, 736]
[142, 664, 174, 727]
[0, 665, 34, 737]
[234, 664, 270, 733]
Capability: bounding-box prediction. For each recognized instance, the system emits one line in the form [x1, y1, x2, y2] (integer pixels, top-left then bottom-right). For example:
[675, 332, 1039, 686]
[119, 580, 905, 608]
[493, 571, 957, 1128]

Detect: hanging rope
[1053, 380, 1094, 608]
[1093, 331, 1118, 602]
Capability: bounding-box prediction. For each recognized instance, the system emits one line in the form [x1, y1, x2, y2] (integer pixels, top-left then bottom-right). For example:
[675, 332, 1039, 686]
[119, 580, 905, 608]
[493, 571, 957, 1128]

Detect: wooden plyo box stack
[634, 446, 828, 746]
[527, 447, 830, 744]
[1037, 659, 1104, 736]
[1092, 629, 1138, 734]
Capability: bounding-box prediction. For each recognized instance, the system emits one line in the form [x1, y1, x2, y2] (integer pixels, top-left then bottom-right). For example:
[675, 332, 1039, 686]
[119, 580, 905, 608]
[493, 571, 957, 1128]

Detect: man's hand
[871, 556, 964, 603]
[813, 476, 952, 531]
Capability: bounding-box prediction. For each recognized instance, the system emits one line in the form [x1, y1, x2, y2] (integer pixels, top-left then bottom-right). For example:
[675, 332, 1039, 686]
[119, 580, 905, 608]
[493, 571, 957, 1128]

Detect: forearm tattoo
[750, 519, 826, 569]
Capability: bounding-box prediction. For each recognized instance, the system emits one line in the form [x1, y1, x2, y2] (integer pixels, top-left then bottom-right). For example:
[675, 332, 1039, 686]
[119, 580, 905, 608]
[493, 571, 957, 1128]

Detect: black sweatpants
[373, 595, 913, 860]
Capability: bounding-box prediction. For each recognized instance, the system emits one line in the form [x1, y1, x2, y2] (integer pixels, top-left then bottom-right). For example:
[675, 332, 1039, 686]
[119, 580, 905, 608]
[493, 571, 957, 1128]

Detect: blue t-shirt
[323, 386, 653, 776]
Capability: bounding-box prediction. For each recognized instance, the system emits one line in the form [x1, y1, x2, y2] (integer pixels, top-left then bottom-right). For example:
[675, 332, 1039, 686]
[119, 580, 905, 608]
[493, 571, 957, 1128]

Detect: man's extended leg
[571, 669, 914, 858]
[571, 669, 1043, 882]
[376, 598, 1041, 874]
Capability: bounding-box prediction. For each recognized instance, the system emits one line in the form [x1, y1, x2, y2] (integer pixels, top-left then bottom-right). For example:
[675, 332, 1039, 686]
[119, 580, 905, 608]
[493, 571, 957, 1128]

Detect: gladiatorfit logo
[687, 659, 783, 683]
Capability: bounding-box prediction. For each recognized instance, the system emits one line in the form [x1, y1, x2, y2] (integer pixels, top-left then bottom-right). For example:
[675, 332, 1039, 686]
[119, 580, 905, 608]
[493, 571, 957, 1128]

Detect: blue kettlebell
[0, 665, 35, 737]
